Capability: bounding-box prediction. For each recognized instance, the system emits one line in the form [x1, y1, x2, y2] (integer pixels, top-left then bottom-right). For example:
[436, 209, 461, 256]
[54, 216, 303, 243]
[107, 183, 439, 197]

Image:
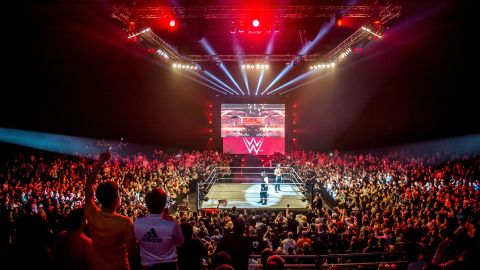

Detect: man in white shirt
[134, 189, 184, 270]
[281, 232, 296, 255]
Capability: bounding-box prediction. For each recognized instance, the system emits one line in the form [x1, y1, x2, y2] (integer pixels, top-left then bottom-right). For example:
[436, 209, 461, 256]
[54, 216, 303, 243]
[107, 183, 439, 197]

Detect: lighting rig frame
[122, 5, 400, 20]
[109, 2, 401, 95]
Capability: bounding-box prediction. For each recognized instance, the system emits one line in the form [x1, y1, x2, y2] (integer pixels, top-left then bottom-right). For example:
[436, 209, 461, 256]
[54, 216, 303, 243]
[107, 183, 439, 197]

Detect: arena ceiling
[107, 0, 405, 96]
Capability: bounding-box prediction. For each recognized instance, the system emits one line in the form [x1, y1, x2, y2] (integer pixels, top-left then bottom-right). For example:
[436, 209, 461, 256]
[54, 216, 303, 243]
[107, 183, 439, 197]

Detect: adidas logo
[141, 228, 163, 243]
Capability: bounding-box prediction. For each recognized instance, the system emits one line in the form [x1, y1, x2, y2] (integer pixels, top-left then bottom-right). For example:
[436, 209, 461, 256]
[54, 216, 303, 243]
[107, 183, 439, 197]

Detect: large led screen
[221, 104, 285, 155]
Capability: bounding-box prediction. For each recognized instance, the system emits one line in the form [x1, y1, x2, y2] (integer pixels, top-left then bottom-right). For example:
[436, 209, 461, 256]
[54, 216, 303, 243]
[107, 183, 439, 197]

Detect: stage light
[172, 62, 200, 71]
[274, 21, 280, 32]
[335, 15, 343, 27]
[156, 49, 169, 59]
[127, 27, 151, 39]
[230, 21, 236, 34]
[362, 26, 382, 38]
[339, 48, 352, 61]
[238, 21, 245, 33]
[169, 19, 176, 28]
[243, 63, 269, 71]
[252, 19, 260, 27]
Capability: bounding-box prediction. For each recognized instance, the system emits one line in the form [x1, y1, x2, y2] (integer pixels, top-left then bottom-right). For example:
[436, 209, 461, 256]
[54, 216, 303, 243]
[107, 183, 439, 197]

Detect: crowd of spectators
[0, 148, 479, 270]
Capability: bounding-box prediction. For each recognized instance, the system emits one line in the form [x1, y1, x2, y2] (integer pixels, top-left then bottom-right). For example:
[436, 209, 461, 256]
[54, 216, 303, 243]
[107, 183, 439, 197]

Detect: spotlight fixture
[361, 26, 382, 38]
[309, 62, 336, 70]
[172, 62, 200, 70]
[274, 21, 280, 32]
[230, 20, 279, 34]
[169, 19, 176, 28]
[338, 48, 352, 61]
[238, 21, 245, 33]
[242, 63, 269, 70]
[156, 49, 169, 59]
[127, 27, 151, 39]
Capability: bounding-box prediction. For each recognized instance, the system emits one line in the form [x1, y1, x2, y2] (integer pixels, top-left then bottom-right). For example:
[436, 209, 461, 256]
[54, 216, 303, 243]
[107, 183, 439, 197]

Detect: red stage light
[209, 121, 212, 124]
[252, 19, 260, 27]
[169, 19, 176, 27]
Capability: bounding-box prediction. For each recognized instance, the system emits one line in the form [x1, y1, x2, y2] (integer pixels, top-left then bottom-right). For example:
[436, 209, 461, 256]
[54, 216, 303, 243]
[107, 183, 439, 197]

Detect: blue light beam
[267, 70, 315, 95]
[200, 38, 245, 95]
[204, 71, 239, 95]
[0, 127, 103, 156]
[262, 21, 334, 95]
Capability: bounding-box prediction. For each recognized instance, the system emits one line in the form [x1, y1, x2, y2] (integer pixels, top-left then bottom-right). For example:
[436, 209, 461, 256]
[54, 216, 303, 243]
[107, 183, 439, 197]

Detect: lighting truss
[111, 3, 133, 26]
[137, 30, 182, 61]
[109, 2, 402, 95]
[119, 5, 401, 20]
[324, 28, 369, 61]
[185, 54, 324, 62]
[325, 4, 400, 61]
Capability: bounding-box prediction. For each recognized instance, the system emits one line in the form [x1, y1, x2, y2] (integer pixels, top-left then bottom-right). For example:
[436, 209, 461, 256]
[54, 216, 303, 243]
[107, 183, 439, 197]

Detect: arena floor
[200, 183, 309, 209]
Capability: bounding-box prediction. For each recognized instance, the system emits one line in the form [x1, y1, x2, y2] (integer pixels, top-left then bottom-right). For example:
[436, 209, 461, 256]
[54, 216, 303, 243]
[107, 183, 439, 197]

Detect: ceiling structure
[108, 0, 402, 96]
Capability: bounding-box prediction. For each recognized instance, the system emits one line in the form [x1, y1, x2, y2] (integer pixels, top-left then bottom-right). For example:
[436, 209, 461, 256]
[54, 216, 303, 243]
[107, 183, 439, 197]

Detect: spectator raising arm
[84, 151, 111, 204]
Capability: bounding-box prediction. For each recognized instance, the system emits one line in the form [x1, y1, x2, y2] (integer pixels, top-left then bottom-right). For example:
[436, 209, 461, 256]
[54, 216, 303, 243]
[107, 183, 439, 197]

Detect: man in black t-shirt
[216, 217, 253, 270]
[177, 222, 208, 270]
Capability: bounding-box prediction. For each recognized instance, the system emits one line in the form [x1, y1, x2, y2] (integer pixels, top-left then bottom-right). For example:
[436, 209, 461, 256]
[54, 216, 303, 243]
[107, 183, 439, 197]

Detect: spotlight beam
[261, 65, 293, 95]
[200, 38, 245, 95]
[255, 33, 275, 96]
[261, 21, 334, 95]
[219, 63, 245, 95]
[233, 35, 250, 95]
[182, 73, 228, 95]
[267, 70, 315, 95]
[0, 127, 103, 156]
[241, 66, 250, 95]
[186, 71, 233, 95]
[255, 70, 265, 96]
[204, 71, 239, 95]
[277, 71, 334, 95]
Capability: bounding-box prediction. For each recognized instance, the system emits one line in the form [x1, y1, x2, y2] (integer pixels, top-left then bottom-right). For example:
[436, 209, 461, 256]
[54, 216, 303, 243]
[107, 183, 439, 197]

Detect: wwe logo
[243, 137, 264, 154]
